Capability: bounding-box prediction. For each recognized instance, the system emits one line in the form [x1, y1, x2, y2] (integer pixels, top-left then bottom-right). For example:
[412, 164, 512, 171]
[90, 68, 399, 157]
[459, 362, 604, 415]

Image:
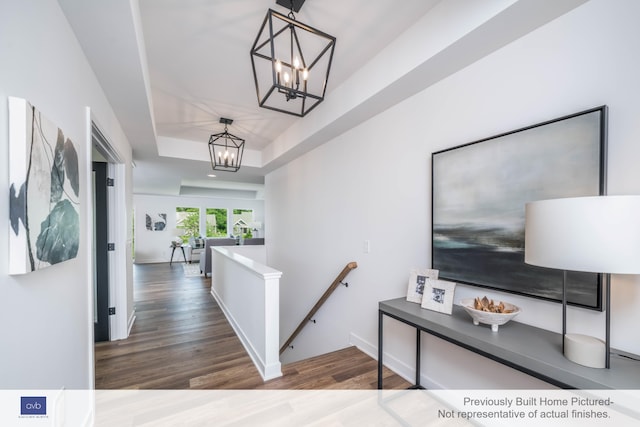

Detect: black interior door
[93, 162, 110, 342]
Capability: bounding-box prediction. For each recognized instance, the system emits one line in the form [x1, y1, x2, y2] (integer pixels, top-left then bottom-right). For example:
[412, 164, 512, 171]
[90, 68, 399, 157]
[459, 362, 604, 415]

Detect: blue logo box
[21, 396, 47, 415]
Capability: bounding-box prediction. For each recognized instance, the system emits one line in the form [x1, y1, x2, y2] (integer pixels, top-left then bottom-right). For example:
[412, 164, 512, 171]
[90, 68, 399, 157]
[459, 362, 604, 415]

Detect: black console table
[378, 297, 640, 390]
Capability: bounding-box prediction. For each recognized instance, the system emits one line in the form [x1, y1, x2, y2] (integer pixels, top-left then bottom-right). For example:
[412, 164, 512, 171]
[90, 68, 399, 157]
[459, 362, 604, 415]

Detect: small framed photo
[406, 269, 439, 303]
[421, 279, 456, 314]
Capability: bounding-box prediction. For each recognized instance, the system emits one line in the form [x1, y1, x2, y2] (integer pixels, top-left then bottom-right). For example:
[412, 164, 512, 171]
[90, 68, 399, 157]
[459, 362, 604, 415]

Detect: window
[232, 209, 253, 238]
[206, 208, 228, 237]
[176, 207, 200, 242]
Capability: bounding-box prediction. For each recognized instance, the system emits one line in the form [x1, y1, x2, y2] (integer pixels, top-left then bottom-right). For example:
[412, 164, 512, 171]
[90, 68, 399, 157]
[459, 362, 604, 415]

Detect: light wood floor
[94, 262, 410, 390]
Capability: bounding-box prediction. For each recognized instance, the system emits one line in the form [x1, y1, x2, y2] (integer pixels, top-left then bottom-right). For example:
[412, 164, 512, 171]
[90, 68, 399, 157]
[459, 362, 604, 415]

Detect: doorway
[91, 119, 130, 344]
[93, 161, 110, 342]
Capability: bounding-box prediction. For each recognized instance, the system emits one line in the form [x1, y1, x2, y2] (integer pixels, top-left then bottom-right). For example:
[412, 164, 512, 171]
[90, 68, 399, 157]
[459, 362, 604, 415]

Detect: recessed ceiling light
[207, 174, 216, 178]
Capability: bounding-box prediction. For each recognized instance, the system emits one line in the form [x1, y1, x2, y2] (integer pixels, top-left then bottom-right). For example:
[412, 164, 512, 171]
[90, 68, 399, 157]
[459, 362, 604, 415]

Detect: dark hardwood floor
[94, 262, 409, 390]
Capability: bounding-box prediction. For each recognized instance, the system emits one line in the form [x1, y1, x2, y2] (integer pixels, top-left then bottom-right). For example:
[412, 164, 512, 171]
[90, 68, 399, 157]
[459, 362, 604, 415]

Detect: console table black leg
[415, 329, 421, 388]
[170, 247, 176, 266]
[378, 310, 383, 390]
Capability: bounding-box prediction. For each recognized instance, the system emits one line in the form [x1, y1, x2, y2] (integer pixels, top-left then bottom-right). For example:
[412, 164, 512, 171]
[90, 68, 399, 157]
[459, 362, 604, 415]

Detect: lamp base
[564, 333, 606, 369]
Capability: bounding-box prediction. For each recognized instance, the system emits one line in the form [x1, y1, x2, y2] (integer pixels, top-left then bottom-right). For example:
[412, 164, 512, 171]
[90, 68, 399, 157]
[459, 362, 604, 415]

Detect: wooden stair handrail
[280, 261, 358, 354]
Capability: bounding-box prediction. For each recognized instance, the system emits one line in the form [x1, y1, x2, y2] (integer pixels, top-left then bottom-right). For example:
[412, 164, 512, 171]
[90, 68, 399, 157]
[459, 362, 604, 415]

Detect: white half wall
[266, 0, 640, 388]
[211, 247, 282, 381]
[225, 245, 267, 265]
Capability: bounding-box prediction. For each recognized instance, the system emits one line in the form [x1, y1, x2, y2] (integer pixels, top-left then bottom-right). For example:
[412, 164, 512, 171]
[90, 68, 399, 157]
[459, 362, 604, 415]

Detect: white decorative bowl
[460, 298, 521, 332]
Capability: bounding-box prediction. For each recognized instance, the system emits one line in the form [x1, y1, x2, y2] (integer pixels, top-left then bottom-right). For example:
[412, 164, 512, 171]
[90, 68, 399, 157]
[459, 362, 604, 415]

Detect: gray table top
[380, 297, 640, 389]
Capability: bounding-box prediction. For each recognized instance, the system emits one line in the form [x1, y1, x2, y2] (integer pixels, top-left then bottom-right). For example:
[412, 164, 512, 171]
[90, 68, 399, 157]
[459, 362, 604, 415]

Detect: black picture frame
[431, 106, 607, 310]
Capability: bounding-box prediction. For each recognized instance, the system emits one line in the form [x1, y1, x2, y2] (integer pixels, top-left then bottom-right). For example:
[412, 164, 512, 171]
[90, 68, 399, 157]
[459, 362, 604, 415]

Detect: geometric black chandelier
[250, 0, 336, 117]
[208, 118, 245, 172]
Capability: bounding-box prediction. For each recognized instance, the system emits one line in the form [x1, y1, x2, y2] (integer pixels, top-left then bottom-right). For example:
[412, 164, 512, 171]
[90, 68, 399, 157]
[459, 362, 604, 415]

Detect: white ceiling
[57, 0, 588, 199]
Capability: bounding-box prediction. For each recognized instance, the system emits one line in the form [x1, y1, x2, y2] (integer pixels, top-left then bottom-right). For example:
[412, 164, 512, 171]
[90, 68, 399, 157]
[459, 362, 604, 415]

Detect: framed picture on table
[421, 279, 456, 314]
[406, 268, 439, 303]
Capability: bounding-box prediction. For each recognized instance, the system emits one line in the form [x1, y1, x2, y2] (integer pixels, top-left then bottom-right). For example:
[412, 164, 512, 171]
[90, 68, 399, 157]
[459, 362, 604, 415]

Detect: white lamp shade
[525, 195, 640, 274]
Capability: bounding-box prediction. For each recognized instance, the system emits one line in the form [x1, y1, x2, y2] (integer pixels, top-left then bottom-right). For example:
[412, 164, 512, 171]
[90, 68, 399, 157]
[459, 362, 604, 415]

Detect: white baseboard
[133, 258, 171, 264]
[210, 289, 282, 381]
[127, 309, 136, 337]
[349, 332, 446, 389]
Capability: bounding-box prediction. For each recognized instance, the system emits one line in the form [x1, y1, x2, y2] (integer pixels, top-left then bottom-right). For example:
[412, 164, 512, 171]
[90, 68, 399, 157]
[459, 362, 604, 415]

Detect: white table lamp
[525, 195, 640, 368]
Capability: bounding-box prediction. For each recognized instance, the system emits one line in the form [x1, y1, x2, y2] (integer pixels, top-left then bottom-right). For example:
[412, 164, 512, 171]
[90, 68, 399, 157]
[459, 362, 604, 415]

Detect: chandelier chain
[288, 0, 296, 20]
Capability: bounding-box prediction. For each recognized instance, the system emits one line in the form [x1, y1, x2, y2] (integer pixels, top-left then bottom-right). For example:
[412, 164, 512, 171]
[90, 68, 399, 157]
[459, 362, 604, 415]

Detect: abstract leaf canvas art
[8, 97, 80, 274]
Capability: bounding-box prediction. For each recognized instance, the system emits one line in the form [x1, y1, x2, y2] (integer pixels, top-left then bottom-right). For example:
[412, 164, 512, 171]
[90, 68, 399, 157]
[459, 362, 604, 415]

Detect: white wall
[133, 194, 264, 263]
[226, 245, 267, 265]
[0, 0, 133, 398]
[267, 0, 640, 388]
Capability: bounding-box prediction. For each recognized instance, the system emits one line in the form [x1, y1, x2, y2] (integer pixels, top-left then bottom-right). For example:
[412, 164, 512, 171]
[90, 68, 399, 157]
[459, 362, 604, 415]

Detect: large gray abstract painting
[9, 97, 80, 274]
[432, 107, 607, 310]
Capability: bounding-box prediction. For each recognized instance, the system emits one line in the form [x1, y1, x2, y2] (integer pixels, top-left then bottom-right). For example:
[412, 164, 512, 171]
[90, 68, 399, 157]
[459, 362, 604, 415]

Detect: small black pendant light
[208, 118, 245, 172]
